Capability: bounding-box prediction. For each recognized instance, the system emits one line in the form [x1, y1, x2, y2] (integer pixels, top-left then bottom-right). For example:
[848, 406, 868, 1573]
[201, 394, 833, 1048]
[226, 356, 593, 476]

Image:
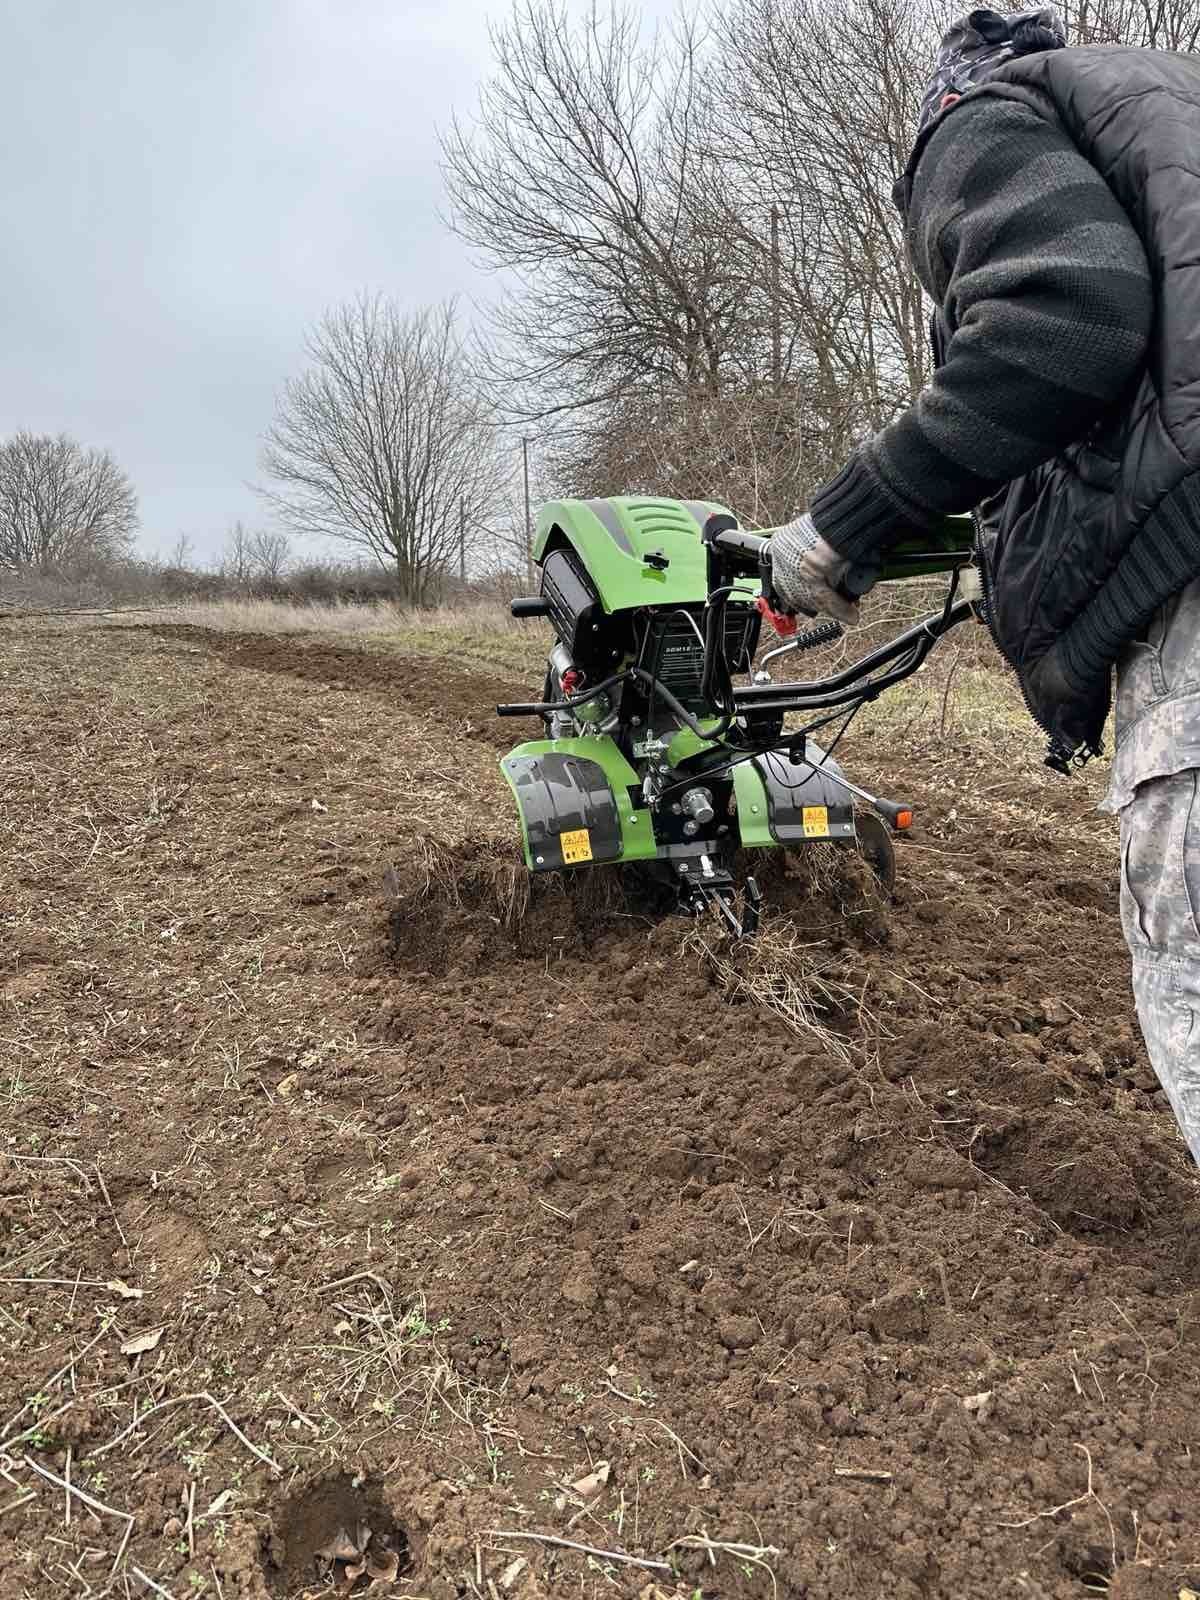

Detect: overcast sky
[0, 1, 666, 564]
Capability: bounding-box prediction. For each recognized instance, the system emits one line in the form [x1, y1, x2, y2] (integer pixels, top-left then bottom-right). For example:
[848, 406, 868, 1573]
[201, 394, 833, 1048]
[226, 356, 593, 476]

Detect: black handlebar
[511, 595, 551, 619]
[733, 597, 976, 715]
[703, 513, 772, 582]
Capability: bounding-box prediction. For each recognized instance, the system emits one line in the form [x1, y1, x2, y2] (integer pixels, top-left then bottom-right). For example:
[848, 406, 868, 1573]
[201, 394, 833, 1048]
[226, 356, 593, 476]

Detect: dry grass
[142, 596, 513, 636]
[307, 1275, 499, 1464]
[389, 836, 532, 929]
[691, 925, 863, 1064]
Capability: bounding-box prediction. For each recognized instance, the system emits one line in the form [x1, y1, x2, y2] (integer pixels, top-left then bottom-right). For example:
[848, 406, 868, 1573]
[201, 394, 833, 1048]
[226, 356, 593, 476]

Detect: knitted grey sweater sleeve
[808, 97, 1153, 565]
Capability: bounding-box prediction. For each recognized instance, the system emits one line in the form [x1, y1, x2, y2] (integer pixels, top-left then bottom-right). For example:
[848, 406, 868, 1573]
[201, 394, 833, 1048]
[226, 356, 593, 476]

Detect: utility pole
[459, 497, 466, 584]
[770, 203, 782, 394]
[522, 435, 534, 584]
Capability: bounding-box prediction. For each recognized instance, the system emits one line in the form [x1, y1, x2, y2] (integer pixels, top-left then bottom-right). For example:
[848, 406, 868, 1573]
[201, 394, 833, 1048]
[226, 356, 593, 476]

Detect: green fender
[734, 748, 856, 847]
[500, 737, 657, 872]
[501, 736, 857, 873]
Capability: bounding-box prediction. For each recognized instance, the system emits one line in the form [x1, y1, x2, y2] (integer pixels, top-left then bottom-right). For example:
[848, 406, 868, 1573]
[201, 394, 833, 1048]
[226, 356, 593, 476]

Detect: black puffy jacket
[899, 47, 1200, 760]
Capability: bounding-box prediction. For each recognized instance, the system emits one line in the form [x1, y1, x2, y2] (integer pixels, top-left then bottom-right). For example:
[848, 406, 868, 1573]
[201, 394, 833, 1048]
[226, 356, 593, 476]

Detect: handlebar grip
[511, 596, 550, 619]
[702, 513, 771, 575]
[872, 797, 914, 830]
[710, 527, 770, 562]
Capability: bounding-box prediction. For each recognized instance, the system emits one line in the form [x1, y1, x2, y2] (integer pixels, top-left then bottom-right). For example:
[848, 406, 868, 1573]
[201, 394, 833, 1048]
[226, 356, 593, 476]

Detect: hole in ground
[263, 1473, 409, 1597]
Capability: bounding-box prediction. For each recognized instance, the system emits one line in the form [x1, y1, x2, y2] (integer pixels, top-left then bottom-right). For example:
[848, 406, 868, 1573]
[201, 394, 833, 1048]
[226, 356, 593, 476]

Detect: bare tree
[165, 532, 194, 569]
[221, 521, 255, 590]
[1064, 0, 1200, 46]
[260, 298, 503, 606]
[441, 2, 757, 423]
[555, 378, 860, 523]
[446, 0, 1199, 530]
[442, 0, 942, 516]
[712, 0, 1199, 436]
[0, 432, 138, 573]
[248, 528, 291, 582]
[712, 0, 942, 429]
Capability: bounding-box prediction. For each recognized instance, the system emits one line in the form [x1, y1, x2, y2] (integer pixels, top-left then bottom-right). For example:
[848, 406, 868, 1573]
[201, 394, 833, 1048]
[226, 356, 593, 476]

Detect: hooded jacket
[814, 46, 1200, 761]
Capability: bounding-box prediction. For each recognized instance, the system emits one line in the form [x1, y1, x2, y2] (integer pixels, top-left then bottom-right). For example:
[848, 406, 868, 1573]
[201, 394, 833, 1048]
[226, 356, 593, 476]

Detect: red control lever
[755, 596, 798, 638]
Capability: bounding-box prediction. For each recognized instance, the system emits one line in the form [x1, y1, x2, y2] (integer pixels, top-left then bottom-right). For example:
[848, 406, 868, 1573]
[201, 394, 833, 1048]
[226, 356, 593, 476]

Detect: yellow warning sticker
[560, 827, 594, 864]
[802, 805, 830, 839]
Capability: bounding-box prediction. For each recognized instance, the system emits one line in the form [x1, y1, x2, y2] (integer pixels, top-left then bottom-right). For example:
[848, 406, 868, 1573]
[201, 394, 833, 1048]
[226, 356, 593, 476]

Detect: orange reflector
[896, 810, 914, 831]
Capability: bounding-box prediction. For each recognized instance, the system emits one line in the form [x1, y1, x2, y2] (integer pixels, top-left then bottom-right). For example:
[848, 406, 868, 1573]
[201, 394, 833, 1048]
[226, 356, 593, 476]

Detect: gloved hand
[768, 512, 860, 626]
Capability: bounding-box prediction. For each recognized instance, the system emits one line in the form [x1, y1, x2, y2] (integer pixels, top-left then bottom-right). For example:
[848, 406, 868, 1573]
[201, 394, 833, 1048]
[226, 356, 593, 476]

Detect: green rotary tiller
[497, 497, 977, 937]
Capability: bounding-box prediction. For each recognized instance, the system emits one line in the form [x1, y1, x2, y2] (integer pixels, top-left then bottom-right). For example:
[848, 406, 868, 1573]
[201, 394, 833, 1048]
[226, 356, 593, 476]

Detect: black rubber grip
[794, 620, 843, 653]
[496, 702, 545, 717]
[708, 526, 770, 564]
[511, 596, 550, 619]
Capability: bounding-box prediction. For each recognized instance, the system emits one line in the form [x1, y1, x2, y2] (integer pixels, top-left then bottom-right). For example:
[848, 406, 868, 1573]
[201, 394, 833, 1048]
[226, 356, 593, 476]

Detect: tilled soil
[1, 618, 1199, 1600]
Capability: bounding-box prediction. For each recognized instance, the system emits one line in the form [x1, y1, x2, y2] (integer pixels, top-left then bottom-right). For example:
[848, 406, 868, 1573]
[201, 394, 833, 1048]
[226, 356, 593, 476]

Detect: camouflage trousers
[1119, 768, 1200, 1164]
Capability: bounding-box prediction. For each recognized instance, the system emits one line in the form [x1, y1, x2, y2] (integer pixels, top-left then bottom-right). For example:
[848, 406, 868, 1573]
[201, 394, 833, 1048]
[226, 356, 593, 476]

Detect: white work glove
[769, 512, 860, 626]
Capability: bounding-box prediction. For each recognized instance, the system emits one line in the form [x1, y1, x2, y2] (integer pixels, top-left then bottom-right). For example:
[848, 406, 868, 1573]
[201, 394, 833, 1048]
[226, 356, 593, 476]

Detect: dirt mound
[3, 618, 1200, 1600]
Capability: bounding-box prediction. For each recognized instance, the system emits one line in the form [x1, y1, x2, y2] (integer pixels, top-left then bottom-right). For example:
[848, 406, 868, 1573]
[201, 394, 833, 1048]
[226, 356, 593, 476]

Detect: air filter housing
[539, 546, 611, 671]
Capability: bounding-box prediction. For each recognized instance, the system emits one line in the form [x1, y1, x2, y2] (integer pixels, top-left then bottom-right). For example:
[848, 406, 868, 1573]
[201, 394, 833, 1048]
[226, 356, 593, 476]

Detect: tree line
[5, 0, 1198, 608]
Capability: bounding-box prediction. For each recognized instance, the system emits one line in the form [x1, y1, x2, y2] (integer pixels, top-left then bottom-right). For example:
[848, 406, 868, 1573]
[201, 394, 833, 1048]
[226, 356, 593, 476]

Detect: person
[768, 8, 1200, 1164]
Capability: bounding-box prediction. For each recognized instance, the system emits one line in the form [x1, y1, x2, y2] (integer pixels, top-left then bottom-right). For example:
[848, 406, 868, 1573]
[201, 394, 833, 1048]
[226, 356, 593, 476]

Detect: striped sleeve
[809, 97, 1154, 564]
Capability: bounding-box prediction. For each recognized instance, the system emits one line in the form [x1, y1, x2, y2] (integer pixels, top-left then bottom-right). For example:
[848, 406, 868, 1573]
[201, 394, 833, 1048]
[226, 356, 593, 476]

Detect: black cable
[761, 700, 863, 794]
[658, 742, 777, 799]
[660, 677, 900, 806]
[508, 667, 632, 715]
[658, 714, 849, 806]
[819, 698, 866, 764]
[941, 564, 962, 623]
[743, 577, 966, 794]
[627, 669, 735, 742]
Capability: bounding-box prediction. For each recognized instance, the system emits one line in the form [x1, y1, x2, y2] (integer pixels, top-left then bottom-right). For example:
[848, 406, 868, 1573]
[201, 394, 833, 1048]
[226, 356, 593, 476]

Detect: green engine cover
[534, 496, 755, 613]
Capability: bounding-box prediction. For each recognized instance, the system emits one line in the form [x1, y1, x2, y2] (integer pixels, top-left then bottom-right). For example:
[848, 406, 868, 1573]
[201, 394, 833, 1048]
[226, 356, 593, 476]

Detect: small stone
[163, 1516, 183, 1538]
[962, 1390, 994, 1422]
[617, 1254, 656, 1294]
[636, 1324, 667, 1358]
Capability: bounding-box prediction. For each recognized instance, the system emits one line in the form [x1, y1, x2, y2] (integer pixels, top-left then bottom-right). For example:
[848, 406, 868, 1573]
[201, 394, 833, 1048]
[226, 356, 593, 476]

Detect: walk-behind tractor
[498, 498, 977, 937]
